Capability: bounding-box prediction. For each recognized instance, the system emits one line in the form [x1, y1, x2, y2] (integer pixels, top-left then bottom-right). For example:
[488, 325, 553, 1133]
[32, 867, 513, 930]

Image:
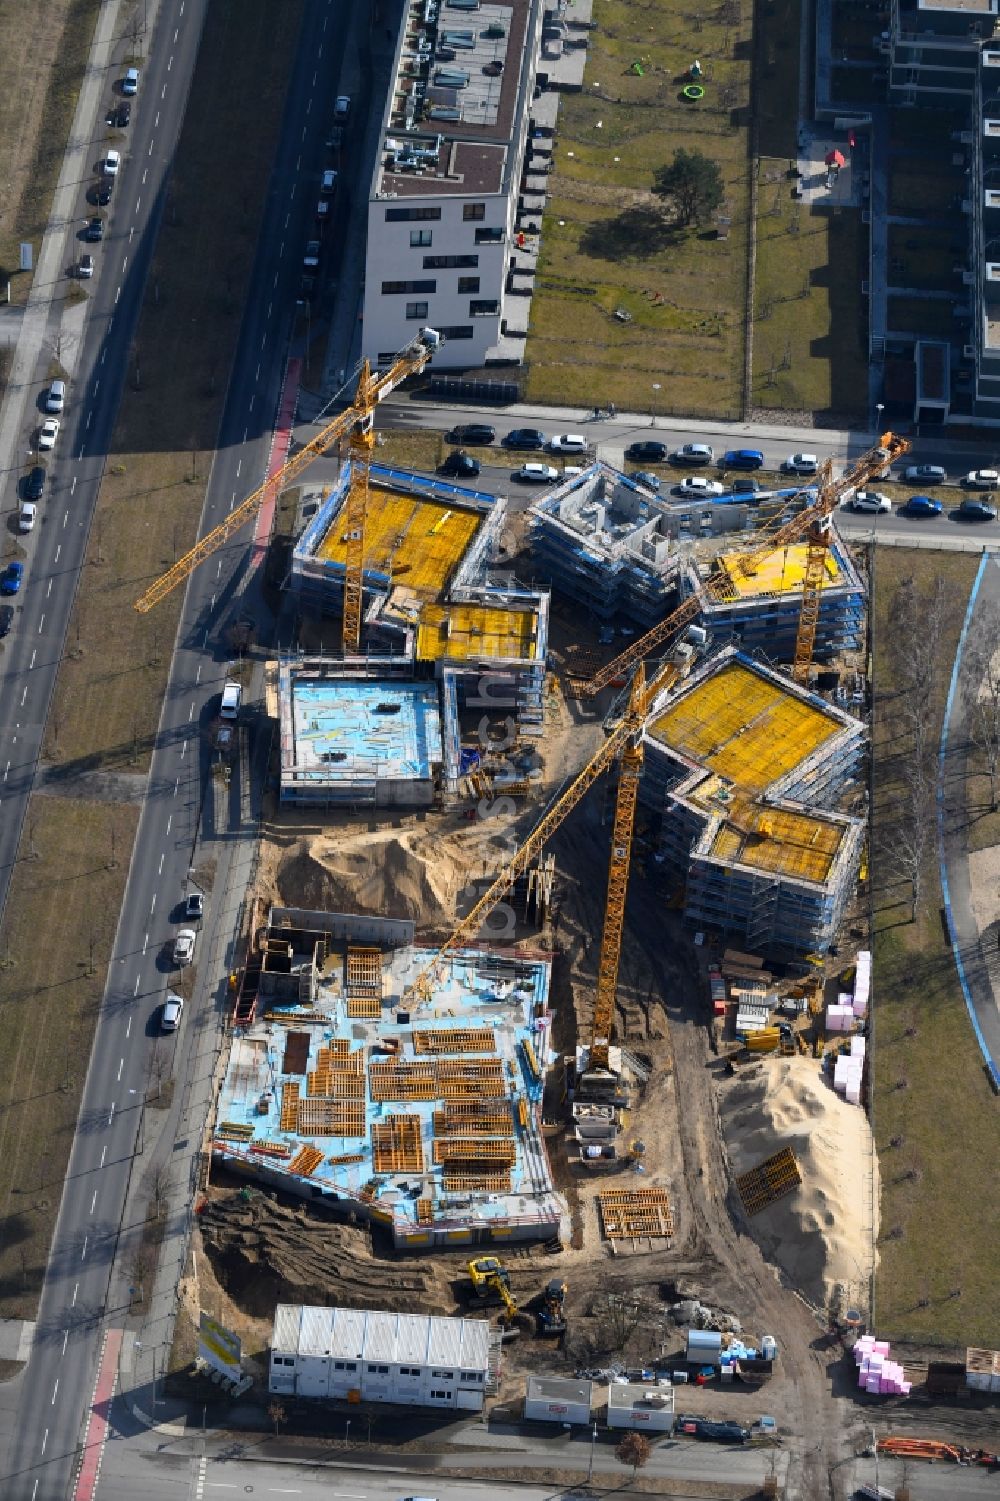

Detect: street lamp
[651, 382, 661, 427]
[875, 401, 884, 436]
[345, 1417, 351, 1444]
[587, 1420, 598, 1481]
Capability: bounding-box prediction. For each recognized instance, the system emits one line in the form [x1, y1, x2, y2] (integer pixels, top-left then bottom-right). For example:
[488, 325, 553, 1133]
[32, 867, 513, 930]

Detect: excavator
[467, 1257, 518, 1323]
[536, 1277, 568, 1336]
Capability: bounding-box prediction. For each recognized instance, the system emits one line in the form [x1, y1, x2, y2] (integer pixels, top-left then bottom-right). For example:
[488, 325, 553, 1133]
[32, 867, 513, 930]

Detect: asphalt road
[0, 0, 349, 1496]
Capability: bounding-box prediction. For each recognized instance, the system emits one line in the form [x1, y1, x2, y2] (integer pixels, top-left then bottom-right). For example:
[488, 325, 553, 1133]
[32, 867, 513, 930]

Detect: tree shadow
[579, 206, 681, 263]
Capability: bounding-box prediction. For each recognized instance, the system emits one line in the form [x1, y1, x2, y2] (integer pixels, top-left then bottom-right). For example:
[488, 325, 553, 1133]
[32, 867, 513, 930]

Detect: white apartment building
[269, 1303, 493, 1410]
[363, 0, 544, 368]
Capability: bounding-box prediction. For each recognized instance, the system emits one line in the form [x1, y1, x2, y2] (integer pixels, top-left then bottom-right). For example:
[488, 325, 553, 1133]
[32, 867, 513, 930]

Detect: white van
[220, 680, 242, 719]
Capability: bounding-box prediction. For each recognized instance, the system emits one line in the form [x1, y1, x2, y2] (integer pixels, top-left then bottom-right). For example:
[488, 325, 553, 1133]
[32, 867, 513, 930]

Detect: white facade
[606, 1381, 675, 1433]
[524, 1374, 594, 1425]
[269, 1303, 491, 1411]
[362, 0, 544, 368]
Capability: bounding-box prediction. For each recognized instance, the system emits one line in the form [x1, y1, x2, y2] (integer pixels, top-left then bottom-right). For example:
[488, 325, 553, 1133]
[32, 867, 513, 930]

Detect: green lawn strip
[0, 0, 103, 307]
[524, 0, 750, 417]
[0, 797, 139, 1321]
[871, 549, 1000, 1346]
[887, 297, 958, 339]
[44, 0, 304, 772]
[754, 0, 802, 160]
[752, 171, 867, 416]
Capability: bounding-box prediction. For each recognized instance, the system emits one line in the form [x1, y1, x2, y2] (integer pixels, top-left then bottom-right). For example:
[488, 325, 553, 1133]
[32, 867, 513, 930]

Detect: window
[423, 254, 478, 269]
[273, 1356, 294, 1367]
[460, 1370, 483, 1382]
[410, 229, 433, 247]
[381, 279, 436, 294]
[475, 226, 504, 245]
[431, 1389, 449, 1399]
[437, 324, 474, 339]
[406, 301, 429, 319]
[366, 1363, 390, 1374]
[431, 1369, 455, 1380]
[457, 276, 480, 293]
[469, 298, 499, 316]
[463, 202, 486, 221]
[385, 205, 441, 221]
[334, 1360, 346, 1370]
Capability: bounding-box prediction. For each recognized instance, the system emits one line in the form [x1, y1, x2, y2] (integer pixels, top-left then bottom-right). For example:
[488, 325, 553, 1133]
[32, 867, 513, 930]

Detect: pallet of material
[327, 1151, 366, 1167]
[598, 1188, 674, 1241]
[317, 1041, 364, 1074]
[347, 995, 382, 1019]
[279, 1081, 301, 1132]
[442, 1165, 511, 1193]
[437, 1059, 506, 1099]
[265, 1009, 328, 1024]
[413, 1028, 497, 1055]
[521, 1037, 541, 1080]
[216, 1120, 255, 1142]
[735, 1146, 802, 1217]
[369, 1061, 438, 1102]
[416, 1197, 434, 1224]
[433, 1106, 514, 1137]
[307, 1068, 366, 1100]
[288, 1144, 325, 1178]
[248, 1139, 292, 1158]
[371, 1113, 425, 1173]
[346, 945, 382, 998]
[432, 1138, 517, 1166]
[298, 1098, 367, 1137]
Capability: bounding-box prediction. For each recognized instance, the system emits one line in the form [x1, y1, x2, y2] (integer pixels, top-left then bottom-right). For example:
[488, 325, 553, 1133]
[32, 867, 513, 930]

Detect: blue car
[900, 495, 942, 518]
[1, 561, 24, 595]
[723, 448, 765, 470]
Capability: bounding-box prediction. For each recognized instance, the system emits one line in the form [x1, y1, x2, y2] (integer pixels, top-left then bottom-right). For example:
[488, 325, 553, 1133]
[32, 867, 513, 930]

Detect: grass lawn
[871, 548, 1000, 1346]
[44, 0, 303, 771]
[887, 223, 963, 292]
[0, 797, 138, 1320]
[754, 0, 802, 160]
[0, 0, 102, 308]
[524, 0, 751, 418]
[888, 166, 960, 216]
[753, 170, 867, 418]
[886, 296, 958, 340]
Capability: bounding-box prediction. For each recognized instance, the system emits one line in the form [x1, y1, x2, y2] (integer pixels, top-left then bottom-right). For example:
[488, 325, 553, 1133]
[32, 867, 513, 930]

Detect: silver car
[173, 928, 196, 966]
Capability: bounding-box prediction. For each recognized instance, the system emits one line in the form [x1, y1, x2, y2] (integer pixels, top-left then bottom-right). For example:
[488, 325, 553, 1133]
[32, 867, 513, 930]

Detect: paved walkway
[937, 550, 1000, 1085]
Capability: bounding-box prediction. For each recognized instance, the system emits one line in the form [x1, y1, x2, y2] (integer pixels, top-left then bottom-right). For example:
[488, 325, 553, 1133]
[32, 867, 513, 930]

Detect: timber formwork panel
[279, 1081, 301, 1132]
[432, 1139, 518, 1166]
[288, 1144, 325, 1177]
[735, 1146, 802, 1216]
[248, 1139, 292, 1158]
[307, 1069, 366, 1100]
[413, 1028, 498, 1055]
[432, 1107, 514, 1137]
[297, 1099, 367, 1137]
[437, 1060, 507, 1099]
[346, 946, 382, 998]
[521, 1037, 541, 1079]
[217, 1121, 255, 1142]
[442, 1165, 512, 1193]
[327, 1151, 366, 1166]
[372, 1113, 425, 1173]
[369, 1061, 439, 1102]
[416, 1197, 434, 1224]
[347, 996, 383, 1019]
[317, 1041, 364, 1073]
[598, 1188, 674, 1241]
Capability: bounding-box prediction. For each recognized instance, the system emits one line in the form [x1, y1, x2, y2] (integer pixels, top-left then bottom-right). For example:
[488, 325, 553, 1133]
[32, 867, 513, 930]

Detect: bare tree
[889, 781, 929, 922]
[615, 1430, 651, 1477]
[965, 606, 1000, 810]
[268, 1399, 286, 1438]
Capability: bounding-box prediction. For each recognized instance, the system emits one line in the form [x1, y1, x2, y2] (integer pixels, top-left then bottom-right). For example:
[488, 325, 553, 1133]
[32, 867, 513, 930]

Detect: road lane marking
[174, 26, 178, 40]
[217, 559, 222, 576]
[100, 1145, 106, 1167]
[143, 932, 149, 953]
[284, 211, 290, 229]
[249, 394, 255, 411]
[20, 686, 27, 707]
[72, 1282, 78, 1306]
[236, 458, 242, 476]
[142, 167, 148, 184]
[86, 412, 92, 428]
[181, 739, 187, 757]
[90, 1190, 97, 1214]
[54, 544, 60, 562]
[132, 980, 138, 1001]
[148, 140, 154, 156]
[62, 1331, 68, 1355]
[108, 1103, 115, 1123]
[166, 814, 172, 833]
[32, 1479, 38, 1500]
[150, 892, 156, 914]
[46, 579, 52, 597]
[122, 255, 128, 272]
[100, 347, 107, 364]
[306, 98, 312, 114]
[41, 1429, 48, 1454]
[167, 55, 173, 70]
[158, 852, 164, 875]
[255, 362, 261, 380]
[196, 664, 202, 683]
[63, 510, 69, 527]
[267, 300, 272, 316]
[312, 70, 318, 85]
[81, 1237, 88, 1260]
[38, 616, 44, 632]
[174, 777, 179, 795]
[189, 701, 195, 720]
[129, 225, 134, 242]
[29, 649, 36, 669]
[117, 1057, 124, 1081]
[116, 284, 121, 301]
[296, 153, 301, 171]
[52, 1379, 59, 1404]
[71, 475, 77, 494]
[128, 1005, 134, 1025]
[279, 240, 284, 256]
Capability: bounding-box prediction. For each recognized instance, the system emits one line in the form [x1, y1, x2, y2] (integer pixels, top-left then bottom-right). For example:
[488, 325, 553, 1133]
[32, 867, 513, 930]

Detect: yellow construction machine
[467, 1256, 518, 1326]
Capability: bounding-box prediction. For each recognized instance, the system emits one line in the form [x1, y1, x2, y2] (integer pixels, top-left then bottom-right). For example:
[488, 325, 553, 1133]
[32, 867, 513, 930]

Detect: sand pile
[719, 1060, 879, 1312]
[275, 829, 465, 928]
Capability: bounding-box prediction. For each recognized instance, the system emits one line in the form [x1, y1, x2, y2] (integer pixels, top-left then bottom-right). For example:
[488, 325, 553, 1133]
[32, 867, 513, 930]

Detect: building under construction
[215, 906, 565, 1249]
[641, 648, 865, 955]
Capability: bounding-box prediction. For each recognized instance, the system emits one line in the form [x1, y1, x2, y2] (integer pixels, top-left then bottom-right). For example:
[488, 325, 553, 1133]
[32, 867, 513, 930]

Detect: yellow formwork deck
[715, 542, 841, 600]
[648, 662, 840, 793]
[416, 603, 539, 663]
[710, 805, 845, 883]
[316, 489, 481, 598]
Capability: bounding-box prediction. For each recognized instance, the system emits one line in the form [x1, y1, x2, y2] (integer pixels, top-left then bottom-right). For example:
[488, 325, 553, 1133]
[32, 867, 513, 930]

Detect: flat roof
[315, 490, 482, 599]
[527, 1375, 594, 1402]
[648, 660, 843, 795]
[273, 1303, 491, 1370]
[708, 805, 847, 884]
[288, 679, 443, 785]
[715, 542, 843, 600]
[416, 602, 539, 661]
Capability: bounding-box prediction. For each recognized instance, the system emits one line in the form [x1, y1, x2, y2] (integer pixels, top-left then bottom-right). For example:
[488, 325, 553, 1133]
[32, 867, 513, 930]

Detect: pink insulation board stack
[853, 949, 871, 1017]
[826, 1003, 855, 1032]
[854, 1335, 911, 1396]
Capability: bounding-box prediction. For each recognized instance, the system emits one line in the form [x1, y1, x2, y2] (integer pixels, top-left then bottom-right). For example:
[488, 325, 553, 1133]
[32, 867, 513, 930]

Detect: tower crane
[132, 328, 443, 653]
[407, 432, 909, 1078]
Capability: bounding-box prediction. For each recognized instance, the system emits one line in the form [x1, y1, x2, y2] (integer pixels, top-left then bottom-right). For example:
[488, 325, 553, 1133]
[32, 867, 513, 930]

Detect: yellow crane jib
[132, 329, 443, 616]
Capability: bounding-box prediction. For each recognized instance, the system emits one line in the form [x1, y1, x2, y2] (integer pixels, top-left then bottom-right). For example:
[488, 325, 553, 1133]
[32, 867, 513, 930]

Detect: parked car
[0, 604, 13, 637]
[45, 380, 65, 413]
[106, 102, 131, 127]
[851, 490, 892, 513]
[320, 169, 338, 195]
[94, 181, 113, 206]
[438, 450, 481, 477]
[957, 497, 998, 520]
[0, 562, 24, 595]
[783, 452, 819, 475]
[965, 468, 999, 489]
[676, 476, 725, 497]
[78, 253, 95, 278]
[515, 462, 559, 483]
[184, 893, 205, 921]
[730, 478, 762, 496]
[899, 495, 942, 518]
[25, 465, 46, 499]
[723, 448, 764, 470]
[84, 216, 104, 242]
[173, 928, 196, 966]
[903, 463, 945, 484]
[446, 423, 495, 445]
[18, 501, 37, 533]
[625, 440, 667, 463]
[333, 95, 352, 120]
[303, 239, 321, 268]
[161, 993, 184, 1033]
[671, 442, 714, 465]
[547, 433, 588, 453]
[502, 427, 546, 450]
[121, 66, 139, 96]
[628, 470, 661, 490]
[102, 149, 121, 177]
[38, 417, 60, 451]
